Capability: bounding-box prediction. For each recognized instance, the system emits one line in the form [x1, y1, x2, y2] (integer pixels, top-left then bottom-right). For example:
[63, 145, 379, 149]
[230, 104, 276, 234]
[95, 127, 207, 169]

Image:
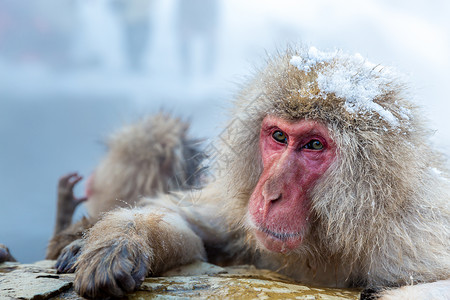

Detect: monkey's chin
[254, 229, 303, 254]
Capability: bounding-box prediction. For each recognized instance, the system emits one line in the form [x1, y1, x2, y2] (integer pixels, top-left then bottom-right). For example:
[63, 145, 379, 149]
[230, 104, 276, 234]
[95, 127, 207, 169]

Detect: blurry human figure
[176, 0, 219, 78]
[0, 0, 76, 68]
[110, 0, 154, 71]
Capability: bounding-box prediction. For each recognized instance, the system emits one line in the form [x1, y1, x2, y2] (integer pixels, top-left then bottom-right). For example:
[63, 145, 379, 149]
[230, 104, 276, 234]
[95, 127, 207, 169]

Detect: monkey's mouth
[259, 227, 301, 241]
[253, 226, 304, 253]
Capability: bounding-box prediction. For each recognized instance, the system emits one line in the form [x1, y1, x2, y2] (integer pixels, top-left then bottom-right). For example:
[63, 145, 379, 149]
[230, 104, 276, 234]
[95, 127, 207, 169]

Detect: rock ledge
[0, 260, 361, 299]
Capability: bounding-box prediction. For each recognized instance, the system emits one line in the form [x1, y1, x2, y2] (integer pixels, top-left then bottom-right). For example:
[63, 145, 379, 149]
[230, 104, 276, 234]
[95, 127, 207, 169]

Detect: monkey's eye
[272, 130, 288, 144]
[303, 140, 324, 150]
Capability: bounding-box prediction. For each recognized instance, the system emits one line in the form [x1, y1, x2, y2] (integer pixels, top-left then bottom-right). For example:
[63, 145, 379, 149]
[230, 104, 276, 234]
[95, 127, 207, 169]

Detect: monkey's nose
[262, 183, 282, 203]
[264, 193, 282, 203]
[272, 194, 282, 202]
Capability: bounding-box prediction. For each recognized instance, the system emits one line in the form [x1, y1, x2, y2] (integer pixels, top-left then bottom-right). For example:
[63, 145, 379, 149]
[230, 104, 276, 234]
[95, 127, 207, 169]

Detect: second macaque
[46, 114, 204, 267]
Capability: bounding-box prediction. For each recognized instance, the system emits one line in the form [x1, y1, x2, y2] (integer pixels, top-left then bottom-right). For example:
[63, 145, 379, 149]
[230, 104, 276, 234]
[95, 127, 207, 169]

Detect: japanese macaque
[46, 114, 204, 266]
[69, 47, 449, 299]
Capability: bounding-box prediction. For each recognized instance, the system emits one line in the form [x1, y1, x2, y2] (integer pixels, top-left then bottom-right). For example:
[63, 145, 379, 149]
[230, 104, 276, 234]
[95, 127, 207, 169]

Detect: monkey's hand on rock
[54, 172, 88, 235]
[73, 207, 206, 298]
[74, 237, 150, 298]
[55, 238, 85, 273]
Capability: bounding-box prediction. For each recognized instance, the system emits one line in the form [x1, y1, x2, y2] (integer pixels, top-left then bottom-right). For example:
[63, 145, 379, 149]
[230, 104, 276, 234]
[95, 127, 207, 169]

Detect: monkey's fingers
[107, 246, 148, 295]
[55, 239, 84, 273]
[67, 174, 83, 189]
[74, 241, 149, 298]
[58, 173, 83, 199]
[58, 172, 79, 186]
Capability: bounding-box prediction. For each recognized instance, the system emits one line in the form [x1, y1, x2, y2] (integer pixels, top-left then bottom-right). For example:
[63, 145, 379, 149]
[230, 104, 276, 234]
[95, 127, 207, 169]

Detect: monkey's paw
[58, 172, 87, 208]
[74, 239, 150, 298]
[55, 239, 84, 273]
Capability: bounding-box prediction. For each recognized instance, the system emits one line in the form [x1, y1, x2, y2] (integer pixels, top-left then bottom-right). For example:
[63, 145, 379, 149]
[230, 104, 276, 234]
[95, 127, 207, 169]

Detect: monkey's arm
[54, 173, 87, 235]
[46, 173, 90, 261]
[73, 206, 206, 298]
[46, 216, 92, 260]
[138, 190, 237, 265]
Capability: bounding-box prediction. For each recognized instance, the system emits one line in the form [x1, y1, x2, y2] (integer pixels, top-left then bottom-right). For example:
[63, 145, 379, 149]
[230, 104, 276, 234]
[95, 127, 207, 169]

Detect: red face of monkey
[248, 115, 337, 253]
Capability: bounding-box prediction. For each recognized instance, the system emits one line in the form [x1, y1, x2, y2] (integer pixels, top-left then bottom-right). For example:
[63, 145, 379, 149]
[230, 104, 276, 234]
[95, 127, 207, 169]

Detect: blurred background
[0, 0, 449, 263]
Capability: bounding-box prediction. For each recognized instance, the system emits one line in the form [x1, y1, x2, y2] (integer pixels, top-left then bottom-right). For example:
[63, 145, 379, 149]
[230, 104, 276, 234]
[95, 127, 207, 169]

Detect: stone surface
[0, 261, 73, 300]
[0, 260, 361, 299]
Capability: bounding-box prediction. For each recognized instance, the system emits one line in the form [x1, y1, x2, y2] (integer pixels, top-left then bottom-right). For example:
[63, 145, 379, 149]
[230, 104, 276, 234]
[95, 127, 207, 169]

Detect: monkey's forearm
[53, 173, 87, 236]
[46, 217, 92, 260]
[85, 207, 206, 273]
[74, 207, 206, 298]
[138, 192, 233, 263]
[54, 192, 77, 235]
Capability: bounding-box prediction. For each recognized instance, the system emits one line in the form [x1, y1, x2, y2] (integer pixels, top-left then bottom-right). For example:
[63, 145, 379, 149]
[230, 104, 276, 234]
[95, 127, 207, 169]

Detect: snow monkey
[46, 114, 204, 268]
[69, 48, 450, 299]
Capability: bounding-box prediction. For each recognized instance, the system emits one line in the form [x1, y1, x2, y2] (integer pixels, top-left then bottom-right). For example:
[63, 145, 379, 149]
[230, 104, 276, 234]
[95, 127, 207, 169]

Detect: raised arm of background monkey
[73, 47, 450, 299]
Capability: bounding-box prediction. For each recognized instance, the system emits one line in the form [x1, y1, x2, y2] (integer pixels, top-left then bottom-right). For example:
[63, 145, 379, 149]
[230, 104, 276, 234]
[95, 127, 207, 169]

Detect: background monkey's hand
[58, 173, 87, 212]
[55, 238, 85, 273]
[73, 206, 206, 298]
[54, 173, 87, 235]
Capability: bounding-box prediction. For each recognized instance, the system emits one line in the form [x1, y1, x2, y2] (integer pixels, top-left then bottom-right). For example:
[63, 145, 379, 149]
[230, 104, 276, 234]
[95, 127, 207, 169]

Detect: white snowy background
[0, 0, 449, 262]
